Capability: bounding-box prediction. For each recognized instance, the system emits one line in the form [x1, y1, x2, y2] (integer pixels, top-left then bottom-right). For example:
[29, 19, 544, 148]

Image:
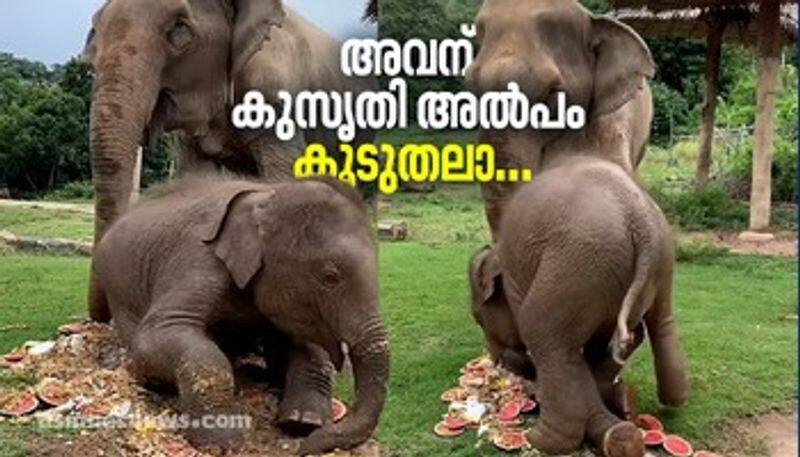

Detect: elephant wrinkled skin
[470, 156, 689, 457]
[466, 0, 655, 239]
[84, 0, 375, 321]
[92, 177, 389, 454]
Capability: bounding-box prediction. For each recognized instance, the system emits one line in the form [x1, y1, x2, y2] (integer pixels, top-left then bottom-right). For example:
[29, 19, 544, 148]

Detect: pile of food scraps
[0, 321, 375, 457]
[434, 356, 722, 457]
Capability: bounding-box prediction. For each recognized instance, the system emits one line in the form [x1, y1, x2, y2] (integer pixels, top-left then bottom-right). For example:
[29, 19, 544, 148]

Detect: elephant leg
[516, 288, 591, 453]
[131, 324, 244, 450]
[88, 267, 111, 323]
[277, 342, 335, 437]
[645, 283, 690, 407]
[523, 343, 592, 454]
[585, 325, 646, 420]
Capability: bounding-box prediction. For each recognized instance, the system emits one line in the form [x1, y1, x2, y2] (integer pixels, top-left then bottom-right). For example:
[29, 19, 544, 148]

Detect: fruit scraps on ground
[435, 355, 720, 456]
[0, 321, 373, 457]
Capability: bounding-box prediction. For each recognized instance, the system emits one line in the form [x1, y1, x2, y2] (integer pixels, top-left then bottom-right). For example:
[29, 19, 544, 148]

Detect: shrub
[649, 183, 749, 231]
[717, 137, 797, 203]
[45, 180, 94, 201]
[674, 239, 730, 263]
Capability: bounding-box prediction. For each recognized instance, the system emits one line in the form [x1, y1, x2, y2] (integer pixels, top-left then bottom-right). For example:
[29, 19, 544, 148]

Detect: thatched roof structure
[613, 3, 798, 46]
[611, 0, 792, 233]
[613, 0, 793, 10]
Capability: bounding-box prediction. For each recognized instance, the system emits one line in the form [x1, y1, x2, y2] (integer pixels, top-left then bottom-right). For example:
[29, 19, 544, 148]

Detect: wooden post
[129, 146, 143, 205]
[748, 0, 781, 233]
[694, 16, 726, 188]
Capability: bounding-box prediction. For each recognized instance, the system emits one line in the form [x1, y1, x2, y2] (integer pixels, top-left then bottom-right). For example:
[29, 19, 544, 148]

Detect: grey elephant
[466, 0, 654, 239]
[469, 155, 689, 457]
[83, 0, 376, 301]
[91, 176, 389, 454]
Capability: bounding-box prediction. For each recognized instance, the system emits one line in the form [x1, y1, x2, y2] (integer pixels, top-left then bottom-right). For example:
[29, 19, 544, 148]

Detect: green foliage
[674, 239, 730, 263]
[650, 81, 698, 145]
[717, 136, 797, 203]
[0, 54, 174, 198]
[649, 183, 750, 231]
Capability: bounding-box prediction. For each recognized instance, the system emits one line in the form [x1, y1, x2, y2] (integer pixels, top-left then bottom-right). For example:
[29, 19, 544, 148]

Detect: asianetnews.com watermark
[37, 410, 252, 431]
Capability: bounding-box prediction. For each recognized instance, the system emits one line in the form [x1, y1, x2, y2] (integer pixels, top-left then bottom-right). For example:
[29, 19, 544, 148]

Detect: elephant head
[84, 0, 286, 242]
[202, 177, 389, 454]
[468, 246, 534, 379]
[466, 0, 654, 120]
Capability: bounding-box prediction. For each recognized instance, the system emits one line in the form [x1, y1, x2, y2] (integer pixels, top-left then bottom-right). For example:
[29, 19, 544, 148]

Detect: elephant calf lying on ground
[91, 176, 389, 454]
[469, 156, 689, 457]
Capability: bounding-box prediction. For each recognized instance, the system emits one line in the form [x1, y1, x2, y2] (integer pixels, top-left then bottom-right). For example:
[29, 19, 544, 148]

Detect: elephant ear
[472, 247, 504, 304]
[202, 187, 276, 289]
[590, 16, 655, 117]
[230, 0, 286, 75]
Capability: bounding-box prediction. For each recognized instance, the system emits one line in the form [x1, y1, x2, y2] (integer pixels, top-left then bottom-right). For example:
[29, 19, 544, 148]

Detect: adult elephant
[465, 0, 654, 239]
[83, 0, 375, 321]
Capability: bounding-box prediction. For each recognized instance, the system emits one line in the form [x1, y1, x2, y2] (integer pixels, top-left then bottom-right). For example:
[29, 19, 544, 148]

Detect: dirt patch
[0, 199, 94, 214]
[722, 411, 798, 457]
[681, 231, 797, 258]
[0, 322, 377, 457]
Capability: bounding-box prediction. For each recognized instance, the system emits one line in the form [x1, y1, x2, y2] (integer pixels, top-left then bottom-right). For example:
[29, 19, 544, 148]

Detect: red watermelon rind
[493, 431, 529, 451]
[331, 398, 347, 423]
[497, 401, 522, 422]
[0, 391, 39, 417]
[663, 435, 693, 457]
[434, 421, 465, 438]
[634, 413, 664, 431]
[643, 429, 666, 447]
[36, 379, 70, 407]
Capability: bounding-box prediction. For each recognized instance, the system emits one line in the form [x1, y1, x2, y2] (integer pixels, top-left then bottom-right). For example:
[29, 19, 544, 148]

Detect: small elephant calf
[469, 156, 689, 457]
[91, 176, 389, 455]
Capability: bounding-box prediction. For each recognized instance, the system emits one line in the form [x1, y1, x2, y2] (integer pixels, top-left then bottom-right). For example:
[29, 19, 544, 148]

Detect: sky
[0, 0, 376, 65]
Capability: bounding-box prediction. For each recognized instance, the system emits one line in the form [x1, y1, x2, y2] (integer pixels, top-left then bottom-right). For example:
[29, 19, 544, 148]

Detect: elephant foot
[185, 424, 245, 454]
[526, 421, 583, 455]
[277, 389, 331, 437]
[603, 421, 645, 457]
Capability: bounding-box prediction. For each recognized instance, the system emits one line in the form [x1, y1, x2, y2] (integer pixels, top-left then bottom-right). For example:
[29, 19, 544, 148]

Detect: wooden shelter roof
[613, 3, 798, 46]
[613, 0, 794, 11]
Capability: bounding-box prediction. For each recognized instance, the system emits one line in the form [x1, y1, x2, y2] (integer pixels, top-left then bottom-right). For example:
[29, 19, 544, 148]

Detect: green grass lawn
[0, 206, 94, 241]
[0, 245, 796, 455]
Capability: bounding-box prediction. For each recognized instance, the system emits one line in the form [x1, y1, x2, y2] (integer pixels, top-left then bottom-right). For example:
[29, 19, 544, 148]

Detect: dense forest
[0, 0, 796, 210]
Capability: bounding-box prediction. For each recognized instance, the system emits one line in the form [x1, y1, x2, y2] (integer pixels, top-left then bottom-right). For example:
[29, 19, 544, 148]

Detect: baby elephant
[91, 177, 389, 455]
[470, 156, 689, 457]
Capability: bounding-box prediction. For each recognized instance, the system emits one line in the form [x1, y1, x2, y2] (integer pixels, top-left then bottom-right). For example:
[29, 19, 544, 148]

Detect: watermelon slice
[0, 391, 39, 417]
[663, 435, 693, 457]
[693, 451, 722, 457]
[459, 374, 484, 388]
[497, 401, 522, 422]
[634, 413, 664, 431]
[434, 421, 465, 437]
[443, 415, 468, 430]
[35, 378, 70, 407]
[642, 429, 666, 447]
[440, 387, 468, 403]
[3, 349, 25, 363]
[58, 322, 88, 335]
[331, 398, 347, 423]
[520, 398, 537, 413]
[493, 430, 529, 451]
[81, 400, 112, 418]
[498, 417, 524, 428]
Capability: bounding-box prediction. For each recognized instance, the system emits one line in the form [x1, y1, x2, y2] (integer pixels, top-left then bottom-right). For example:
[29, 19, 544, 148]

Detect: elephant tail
[610, 222, 657, 365]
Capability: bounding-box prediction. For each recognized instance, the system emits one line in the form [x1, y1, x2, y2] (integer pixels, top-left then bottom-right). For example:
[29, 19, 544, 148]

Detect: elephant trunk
[299, 314, 389, 455]
[89, 51, 163, 242]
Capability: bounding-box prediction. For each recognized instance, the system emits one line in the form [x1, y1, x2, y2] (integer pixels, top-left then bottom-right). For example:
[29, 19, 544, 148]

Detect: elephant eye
[167, 19, 194, 52]
[320, 265, 342, 289]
